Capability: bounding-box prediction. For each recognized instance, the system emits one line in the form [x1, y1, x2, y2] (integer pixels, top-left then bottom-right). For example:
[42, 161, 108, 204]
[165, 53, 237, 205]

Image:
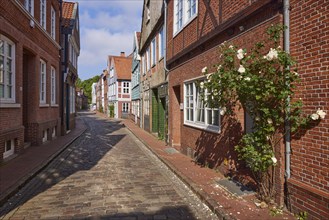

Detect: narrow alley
[0, 114, 217, 220]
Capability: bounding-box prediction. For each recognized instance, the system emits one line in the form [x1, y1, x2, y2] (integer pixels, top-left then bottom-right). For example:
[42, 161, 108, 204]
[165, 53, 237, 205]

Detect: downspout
[59, 0, 64, 133]
[284, 0, 291, 180]
[163, 0, 169, 145]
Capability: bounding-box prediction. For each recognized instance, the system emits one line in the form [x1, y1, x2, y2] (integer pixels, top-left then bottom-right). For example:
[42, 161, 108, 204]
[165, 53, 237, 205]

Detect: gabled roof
[109, 55, 132, 80]
[62, 1, 78, 28]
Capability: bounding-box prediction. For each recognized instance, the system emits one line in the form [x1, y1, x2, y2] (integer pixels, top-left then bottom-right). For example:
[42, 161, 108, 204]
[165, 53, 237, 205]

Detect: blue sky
[67, 0, 143, 80]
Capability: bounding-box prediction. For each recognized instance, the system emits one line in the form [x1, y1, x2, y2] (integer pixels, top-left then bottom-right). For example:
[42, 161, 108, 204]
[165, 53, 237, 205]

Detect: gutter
[283, 0, 291, 180]
[163, 0, 169, 145]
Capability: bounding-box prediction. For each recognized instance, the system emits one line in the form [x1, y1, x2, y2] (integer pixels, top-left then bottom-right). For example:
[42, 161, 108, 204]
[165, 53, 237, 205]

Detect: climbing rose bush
[201, 25, 326, 199]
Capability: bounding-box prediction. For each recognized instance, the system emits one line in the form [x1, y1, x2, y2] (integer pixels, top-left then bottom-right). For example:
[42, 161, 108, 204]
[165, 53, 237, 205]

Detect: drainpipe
[163, 0, 169, 145]
[284, 0, 291, 180]
[59, 0, 64, 132]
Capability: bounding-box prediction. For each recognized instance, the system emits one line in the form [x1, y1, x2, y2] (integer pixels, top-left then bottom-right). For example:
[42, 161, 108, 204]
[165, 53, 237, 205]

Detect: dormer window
[146, 0, 150, 23]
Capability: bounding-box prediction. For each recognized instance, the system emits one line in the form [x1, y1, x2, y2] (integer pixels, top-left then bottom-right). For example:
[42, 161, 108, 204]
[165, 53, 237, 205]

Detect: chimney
[120, 52, 125, 57]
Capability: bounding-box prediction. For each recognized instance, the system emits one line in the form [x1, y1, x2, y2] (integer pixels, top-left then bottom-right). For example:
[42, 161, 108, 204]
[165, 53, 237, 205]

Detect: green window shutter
[152, 90, 158, 133]
[158, 98, 165, 139]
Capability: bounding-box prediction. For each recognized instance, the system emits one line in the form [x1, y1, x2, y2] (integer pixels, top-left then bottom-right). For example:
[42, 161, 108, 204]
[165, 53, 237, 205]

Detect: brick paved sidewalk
[0, 114, 87, 206]
[122, 118, 296, 220]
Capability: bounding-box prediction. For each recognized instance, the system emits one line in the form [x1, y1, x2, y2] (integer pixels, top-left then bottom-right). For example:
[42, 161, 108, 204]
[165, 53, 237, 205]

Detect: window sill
[0, 103, 21, 108]
[39, 103, 50, 108]
[184, 121, 220, 134]
[51, 104, 59, 107]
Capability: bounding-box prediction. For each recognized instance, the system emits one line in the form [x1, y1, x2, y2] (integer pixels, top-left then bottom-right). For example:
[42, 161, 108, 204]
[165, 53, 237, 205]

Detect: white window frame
[51, 6, 56, 39]
[40, 0, 47, 29]
[24, 0, 34, 16]
[158, 27, 164, 60]
[3, 139, 15, 159]
[0, 35, 15, 103]
[50, 66, 56, 105]
[184, 79, 220, 132]
[174, 0, 198, 35]
[40, 59, 46, 104]
[123, 81, 129, 94]
[70, 86, 75, 113]
[122, 102, 129, 113]
[151, 38, 156, 66]
[142, 55, 146, 75]
[146, 47, 151, 71]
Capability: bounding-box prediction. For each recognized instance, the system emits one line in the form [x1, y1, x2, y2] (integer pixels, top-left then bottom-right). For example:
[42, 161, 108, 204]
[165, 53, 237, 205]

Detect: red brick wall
[0, 0, 61, 158]
[288, 0, 329, 219]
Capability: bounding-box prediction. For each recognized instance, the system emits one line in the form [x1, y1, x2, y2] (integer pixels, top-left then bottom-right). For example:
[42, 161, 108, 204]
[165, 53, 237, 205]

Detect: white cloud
[78, 28, 134, 79]
[65, 0, 143, 80]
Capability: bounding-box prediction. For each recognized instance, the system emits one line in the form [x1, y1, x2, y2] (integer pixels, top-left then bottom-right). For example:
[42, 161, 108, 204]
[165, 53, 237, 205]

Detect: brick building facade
[0, 0, 61, 163]
[140, 0, 168, 139]
[287, 0, 329, 218]
[166, 0, 328, 219]
[107, 53, 132, 119]
[61, 1, 80, 133]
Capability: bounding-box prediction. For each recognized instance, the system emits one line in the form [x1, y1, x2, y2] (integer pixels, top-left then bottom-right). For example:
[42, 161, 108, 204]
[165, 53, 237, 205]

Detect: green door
[158, 97, 166, 139]
[152, 89, 158, 133]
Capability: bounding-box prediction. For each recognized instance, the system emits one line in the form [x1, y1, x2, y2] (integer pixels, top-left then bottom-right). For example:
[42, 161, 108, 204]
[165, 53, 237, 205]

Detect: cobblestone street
[0, 114, 218, 220]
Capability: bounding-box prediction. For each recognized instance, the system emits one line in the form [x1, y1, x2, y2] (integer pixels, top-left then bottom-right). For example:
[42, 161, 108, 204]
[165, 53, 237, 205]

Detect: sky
[67, 0, 144, 80]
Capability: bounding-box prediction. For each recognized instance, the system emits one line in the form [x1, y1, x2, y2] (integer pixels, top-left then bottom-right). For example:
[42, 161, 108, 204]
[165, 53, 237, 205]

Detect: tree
[76, 75, 100, 104]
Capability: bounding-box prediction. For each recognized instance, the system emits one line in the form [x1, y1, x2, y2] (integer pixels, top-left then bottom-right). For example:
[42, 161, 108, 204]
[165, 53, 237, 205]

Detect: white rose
[238, 65, 246, 73]
[316, 109, 326, 119]
[237, 49, 244, 60]
[271, 157, 277, 165]
[202, 67, 208, 74]
[266, 48, 278, 61]
[220, 107, 227, 116]
[200, 82, 204, 89]
[310, 113, 319, 120]
[217, 65, 222, 71]
[229, 45, 234, 49]
[244, 77, 251, 81]
[267, 118, 273, 124]
[255, 116, 260, 121]
[237, 75, 242, 80]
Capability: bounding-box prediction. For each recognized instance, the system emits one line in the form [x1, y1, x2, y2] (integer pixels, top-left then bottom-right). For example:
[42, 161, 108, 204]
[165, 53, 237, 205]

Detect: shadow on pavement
[0, 115, 125, 217]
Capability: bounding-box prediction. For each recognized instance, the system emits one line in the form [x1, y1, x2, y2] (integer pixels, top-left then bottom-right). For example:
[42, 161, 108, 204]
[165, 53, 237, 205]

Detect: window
[24, 0, 34, 15]
[158, 27, 164, 59]
[123, 82, 129, 94]
[70, 86, 75, 113]
[40, 59, 46, 103]
[174, 0, 198, 34]
[187, 0, 197, 19]
[42, 130, 48, 142]
[40, 0, 47, 29]
[0, 35, 15, 103]
[50, 66, 56, 104]
[146, 47, 151, 71]
[144, 91, 149, 116]
[51, 6, 56, 39]
[184, 80, 220, 132]
[151, 38, 156, 66]
[142, 55, 146, 75]
[122, 102, 129, 113]
[146, 0, 150, 23]
[3, 139, 15, 159]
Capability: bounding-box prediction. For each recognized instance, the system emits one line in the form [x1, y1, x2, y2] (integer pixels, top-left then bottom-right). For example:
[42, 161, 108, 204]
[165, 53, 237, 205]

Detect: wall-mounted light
[239, 26, 245, 32]
[29, 20, 35, 28]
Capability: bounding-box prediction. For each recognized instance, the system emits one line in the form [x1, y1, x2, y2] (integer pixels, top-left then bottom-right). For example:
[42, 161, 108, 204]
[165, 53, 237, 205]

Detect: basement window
[3, 139, 14, 159]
